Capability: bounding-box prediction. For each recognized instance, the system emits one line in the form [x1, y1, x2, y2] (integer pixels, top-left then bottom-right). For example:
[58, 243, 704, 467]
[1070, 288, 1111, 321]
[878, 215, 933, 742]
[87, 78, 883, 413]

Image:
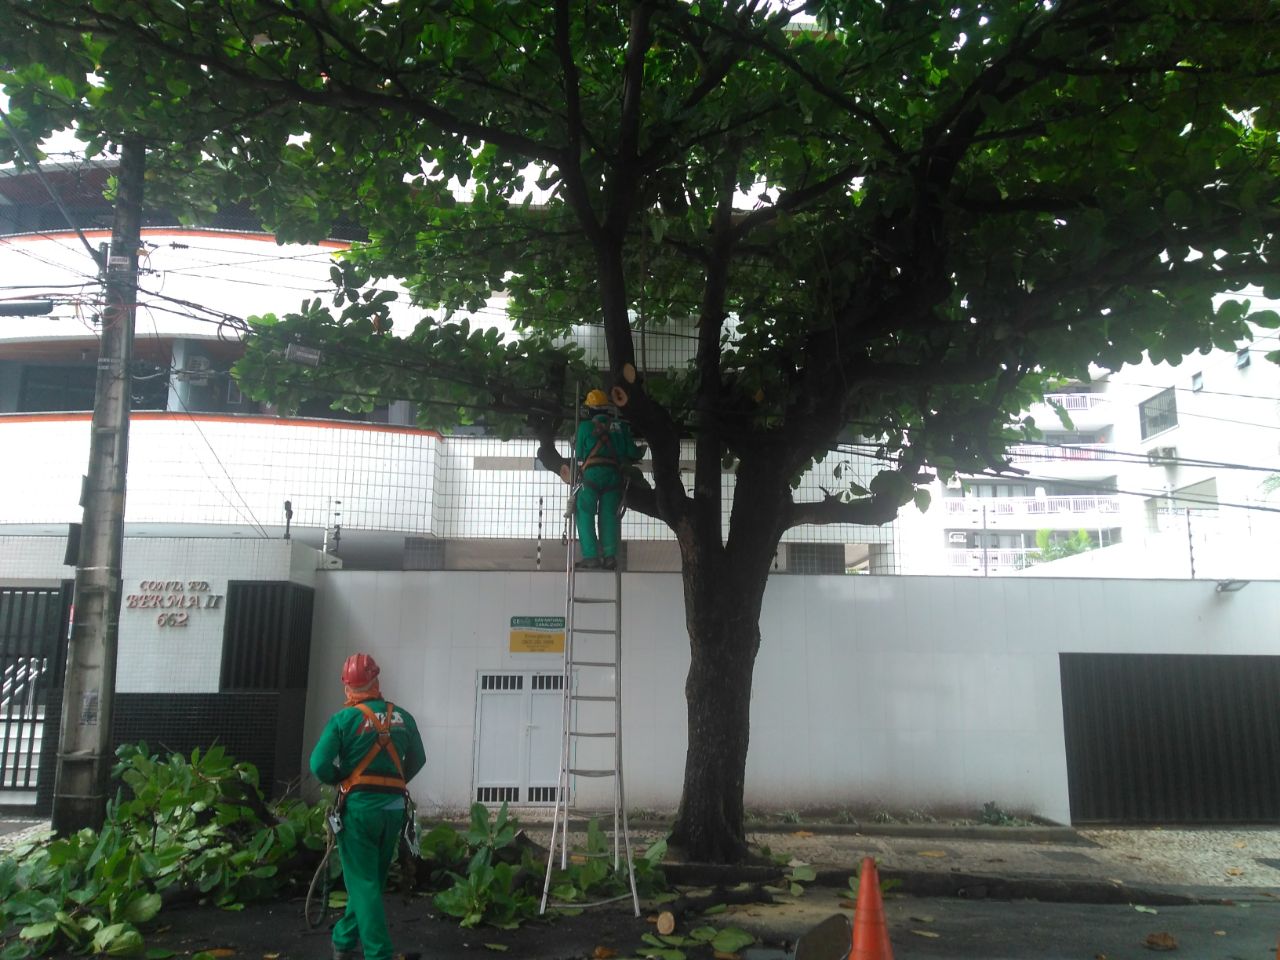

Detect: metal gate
[1060, 653, 1280, 823]
[1, 586, 70, 797]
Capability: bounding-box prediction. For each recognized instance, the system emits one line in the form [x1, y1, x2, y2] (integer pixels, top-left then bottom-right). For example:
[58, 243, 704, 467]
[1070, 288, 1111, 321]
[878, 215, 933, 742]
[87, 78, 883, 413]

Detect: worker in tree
[310, 653, 426, 960]
[575, 388, 644, 570]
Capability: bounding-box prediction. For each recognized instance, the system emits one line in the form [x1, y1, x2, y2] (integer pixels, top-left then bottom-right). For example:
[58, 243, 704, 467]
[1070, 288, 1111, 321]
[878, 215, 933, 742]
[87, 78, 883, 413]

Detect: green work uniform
[310, 698, 426, 960]
[574, 413, 642, 560]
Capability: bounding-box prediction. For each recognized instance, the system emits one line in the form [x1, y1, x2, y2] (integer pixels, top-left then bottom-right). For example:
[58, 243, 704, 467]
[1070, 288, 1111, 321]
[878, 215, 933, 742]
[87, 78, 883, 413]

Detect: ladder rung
[573, 597, 617, 604]
[571, 659, 616, 667]
[569, 730, 616, 738]
[572, 627, 616, 635]
[568, 768, 617, 777]
[570, 694, 617, 702]
[546, 892, 635, 909]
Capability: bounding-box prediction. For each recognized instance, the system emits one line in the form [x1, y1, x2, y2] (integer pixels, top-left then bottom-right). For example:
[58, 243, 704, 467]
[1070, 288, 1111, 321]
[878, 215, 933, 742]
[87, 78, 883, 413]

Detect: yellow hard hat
[584, 389, 609, 408]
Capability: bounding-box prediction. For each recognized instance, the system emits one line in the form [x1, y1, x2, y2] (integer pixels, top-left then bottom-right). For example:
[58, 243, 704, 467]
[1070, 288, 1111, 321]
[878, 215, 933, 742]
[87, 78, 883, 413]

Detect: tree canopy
[4, 0, 1280, 860]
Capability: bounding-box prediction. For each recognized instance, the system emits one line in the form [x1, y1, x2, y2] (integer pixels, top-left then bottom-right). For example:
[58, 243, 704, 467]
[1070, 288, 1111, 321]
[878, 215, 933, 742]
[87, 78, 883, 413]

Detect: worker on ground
[575, 388, 643, 570]
[310, 653, 426, 960]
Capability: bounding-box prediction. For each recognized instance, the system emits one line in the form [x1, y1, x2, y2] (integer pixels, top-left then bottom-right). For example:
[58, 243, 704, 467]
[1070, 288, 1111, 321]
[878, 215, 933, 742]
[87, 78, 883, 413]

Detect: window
[18, 365, 96, 412]
[1190, 372, 1203, 392]
[1236, 347, 1251, 369]
[226, 380, 242, 405]
[1139, 388, 1177, 439]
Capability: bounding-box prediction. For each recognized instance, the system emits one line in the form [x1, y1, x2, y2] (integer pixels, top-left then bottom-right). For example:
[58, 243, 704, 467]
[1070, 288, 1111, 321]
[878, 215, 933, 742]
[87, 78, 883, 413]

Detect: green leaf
[483, 945, 509, 952]
[710, 927, 756, 954]
[18, 921, 58, 940]
[701, 903, 727, 915]
[121, 893, 163, 924]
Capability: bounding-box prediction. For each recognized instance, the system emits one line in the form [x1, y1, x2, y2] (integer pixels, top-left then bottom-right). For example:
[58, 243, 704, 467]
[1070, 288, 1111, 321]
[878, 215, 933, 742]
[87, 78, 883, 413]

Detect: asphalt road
[93, 888, 1280, 960]
[874, 898, 1280, 960]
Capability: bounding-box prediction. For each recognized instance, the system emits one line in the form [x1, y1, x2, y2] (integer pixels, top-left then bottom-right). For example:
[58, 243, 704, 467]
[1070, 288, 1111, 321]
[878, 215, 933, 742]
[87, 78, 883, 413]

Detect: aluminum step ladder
[539, 479, 640, 916]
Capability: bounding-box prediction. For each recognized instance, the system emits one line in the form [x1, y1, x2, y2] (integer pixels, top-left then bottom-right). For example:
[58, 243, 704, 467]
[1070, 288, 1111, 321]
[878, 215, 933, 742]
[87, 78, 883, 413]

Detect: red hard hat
[341, 653, 380, 686]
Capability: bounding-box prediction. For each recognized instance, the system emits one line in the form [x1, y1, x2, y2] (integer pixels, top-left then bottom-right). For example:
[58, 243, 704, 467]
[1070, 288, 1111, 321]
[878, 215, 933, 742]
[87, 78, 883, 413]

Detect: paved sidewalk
[738, 823, 1280, 901]
[5, 814, 1279, 903]
[527, 819, 1280, 904]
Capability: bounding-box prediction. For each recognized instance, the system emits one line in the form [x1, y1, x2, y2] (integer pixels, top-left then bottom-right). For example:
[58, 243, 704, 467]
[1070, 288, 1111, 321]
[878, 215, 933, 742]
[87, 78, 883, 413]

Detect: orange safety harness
[335, 701, 407, 808]
[579, 419, 623, 485]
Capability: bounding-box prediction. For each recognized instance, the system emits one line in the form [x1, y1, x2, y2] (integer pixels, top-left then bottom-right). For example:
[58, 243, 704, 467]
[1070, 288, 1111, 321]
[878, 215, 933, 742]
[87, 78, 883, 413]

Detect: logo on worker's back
[357, 710, 405, 732]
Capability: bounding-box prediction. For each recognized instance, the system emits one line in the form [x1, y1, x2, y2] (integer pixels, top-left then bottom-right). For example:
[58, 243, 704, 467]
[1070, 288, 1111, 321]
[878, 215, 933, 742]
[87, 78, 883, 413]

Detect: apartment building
[898, 328, 1280, 580]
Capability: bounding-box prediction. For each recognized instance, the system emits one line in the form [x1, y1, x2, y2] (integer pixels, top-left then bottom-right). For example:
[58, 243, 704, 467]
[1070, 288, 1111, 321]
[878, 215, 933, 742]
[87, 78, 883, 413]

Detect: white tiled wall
[0, 414, 896, 550]
[0, 415, 437, 535]
[304, 570, 1280, 821]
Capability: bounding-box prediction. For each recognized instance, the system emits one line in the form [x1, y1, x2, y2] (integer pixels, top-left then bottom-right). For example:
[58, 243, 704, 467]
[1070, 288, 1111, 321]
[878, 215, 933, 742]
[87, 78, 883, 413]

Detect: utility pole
[52, 137, 145, 834]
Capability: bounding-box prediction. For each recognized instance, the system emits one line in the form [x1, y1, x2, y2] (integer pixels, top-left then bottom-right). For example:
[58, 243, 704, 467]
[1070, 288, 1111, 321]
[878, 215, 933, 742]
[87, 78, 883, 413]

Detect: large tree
[4, 0, 1279, 861]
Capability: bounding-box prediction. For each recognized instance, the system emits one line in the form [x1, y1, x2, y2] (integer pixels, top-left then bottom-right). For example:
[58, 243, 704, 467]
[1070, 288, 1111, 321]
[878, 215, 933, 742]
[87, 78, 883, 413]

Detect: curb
[661, 861, 1254, 907]
[741, 821, 1086, 845]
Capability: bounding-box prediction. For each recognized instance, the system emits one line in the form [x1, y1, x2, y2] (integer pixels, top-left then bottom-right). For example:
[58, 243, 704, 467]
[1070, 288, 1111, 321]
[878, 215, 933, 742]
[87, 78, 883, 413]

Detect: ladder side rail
[541, 429, 580, 915]
[614, 563, 640, 915]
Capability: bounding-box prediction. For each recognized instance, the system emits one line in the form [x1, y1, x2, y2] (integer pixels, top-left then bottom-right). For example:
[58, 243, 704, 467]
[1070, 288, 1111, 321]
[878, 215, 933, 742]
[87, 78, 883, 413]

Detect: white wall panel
[305, 571, 1280, 823]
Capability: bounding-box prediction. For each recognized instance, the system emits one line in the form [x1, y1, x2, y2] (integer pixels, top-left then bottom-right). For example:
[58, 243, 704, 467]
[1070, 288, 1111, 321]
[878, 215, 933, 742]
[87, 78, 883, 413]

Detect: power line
[0, 106, 103, 267]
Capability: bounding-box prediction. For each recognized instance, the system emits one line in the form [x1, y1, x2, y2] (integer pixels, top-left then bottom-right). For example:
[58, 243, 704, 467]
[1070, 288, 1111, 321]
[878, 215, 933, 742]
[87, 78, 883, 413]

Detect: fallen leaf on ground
[917, 850, 948, 858]
[1143, 932, 1177, 951]
[838, 900, 856, 910]
[1232, 841, 1246, 849]
[791, 830, 814, 838]
[1133, 905, 1158, 914]
[1213, 930, 1226, 936]
[593, 948, 617, 959]
[713, 953, 740, 960]
[909, 915, 935, 923]
[1095, 954, 1107, 960]
[263, 955, 280, 960]
[207, 952, 236, 959]
[1225, 867, 1243, 876]
[483, 944, 508, 952]
[983, 857, 1005, 863]
[911, 930, 941, 939]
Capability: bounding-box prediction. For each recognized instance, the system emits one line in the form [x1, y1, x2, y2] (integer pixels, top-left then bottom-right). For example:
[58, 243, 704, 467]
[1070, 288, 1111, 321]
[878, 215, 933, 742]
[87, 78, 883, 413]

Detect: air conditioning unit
[1147, 446, 1177, 465]
[179, 355, 211, 386]
[948, 532, 968, 544]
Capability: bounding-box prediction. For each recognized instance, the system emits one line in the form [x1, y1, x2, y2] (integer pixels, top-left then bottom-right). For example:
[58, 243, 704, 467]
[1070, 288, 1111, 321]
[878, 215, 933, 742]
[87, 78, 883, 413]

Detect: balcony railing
[1040, 393, 1108, 410]
[946, 547, 1041, 570]
[945, 495, 1122, 518]
[1006, 443, 1112, 464]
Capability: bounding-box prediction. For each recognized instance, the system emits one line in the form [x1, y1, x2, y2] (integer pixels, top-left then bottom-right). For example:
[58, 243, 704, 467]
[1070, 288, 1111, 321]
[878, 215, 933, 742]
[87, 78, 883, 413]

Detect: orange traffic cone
[850, 856, 894, 960]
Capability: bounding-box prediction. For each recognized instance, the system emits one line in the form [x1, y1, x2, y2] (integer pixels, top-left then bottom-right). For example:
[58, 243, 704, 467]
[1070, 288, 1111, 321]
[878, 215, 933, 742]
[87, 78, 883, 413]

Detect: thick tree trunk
[668, 462, 782, 863]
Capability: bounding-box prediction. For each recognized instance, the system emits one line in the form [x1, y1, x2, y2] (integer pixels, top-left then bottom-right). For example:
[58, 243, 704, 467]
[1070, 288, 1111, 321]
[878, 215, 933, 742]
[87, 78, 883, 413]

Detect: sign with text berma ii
[124, 579, 224, 628]
[509, 616, 565, 653]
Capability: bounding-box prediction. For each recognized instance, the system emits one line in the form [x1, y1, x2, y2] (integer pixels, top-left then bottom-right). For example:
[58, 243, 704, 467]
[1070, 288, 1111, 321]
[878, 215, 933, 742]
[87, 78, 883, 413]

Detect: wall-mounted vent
[476, 786, 519, 803]
[531, 674, 563, 691]
[526, 786, 562, 804]
[480, 674, 523, 691]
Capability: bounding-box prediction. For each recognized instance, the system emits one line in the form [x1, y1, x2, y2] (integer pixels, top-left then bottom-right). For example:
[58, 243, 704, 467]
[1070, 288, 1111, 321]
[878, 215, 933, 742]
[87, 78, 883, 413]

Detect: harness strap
[337, 701, 407, 800]
[579, 419, 621, 476]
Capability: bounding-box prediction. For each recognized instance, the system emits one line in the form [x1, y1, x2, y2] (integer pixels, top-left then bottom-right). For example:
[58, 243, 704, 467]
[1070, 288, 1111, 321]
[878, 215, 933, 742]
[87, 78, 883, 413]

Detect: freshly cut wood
[652, 884, 776, 936]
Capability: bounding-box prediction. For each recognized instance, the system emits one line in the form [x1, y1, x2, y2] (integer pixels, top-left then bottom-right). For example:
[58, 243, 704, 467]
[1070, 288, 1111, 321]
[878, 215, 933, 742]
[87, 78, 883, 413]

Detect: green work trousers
[576, 466, 622, 559]
[333, 802, 404, 960]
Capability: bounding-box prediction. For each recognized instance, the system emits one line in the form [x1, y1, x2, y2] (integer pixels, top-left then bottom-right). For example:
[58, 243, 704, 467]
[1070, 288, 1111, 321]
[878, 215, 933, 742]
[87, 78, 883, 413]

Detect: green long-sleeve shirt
[310, 698, 426, 811]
